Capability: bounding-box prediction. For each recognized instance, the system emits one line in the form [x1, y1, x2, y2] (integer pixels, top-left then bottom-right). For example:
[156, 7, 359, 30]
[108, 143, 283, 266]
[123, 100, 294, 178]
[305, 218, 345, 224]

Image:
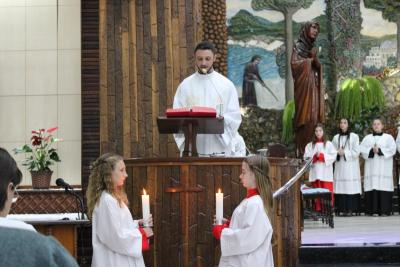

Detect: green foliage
[281, 100, 295, 144]
[335, 76, 385, 120]
[13, 127, 61, 171]
[251, 0, 314, 13]
[364, 0, 400, 23]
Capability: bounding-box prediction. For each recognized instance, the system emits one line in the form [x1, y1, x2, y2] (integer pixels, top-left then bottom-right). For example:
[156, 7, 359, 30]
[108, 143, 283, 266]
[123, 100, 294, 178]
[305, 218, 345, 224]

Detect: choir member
[332, 118, 362, 216]
[212, 155, 274, 267]
[86, 153, 153, 267]
[304, 123, 337, 210]
[360, 118, 396, 216]
[173, 41, 244, 156]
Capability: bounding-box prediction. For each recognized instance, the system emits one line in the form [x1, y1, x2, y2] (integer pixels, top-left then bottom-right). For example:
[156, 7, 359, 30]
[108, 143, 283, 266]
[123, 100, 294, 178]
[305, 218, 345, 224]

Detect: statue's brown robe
[291, 49, 325, 156]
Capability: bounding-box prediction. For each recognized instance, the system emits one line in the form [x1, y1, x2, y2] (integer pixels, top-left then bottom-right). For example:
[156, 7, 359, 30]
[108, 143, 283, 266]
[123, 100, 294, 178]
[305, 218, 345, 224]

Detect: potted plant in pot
[14, 127, 61, 189]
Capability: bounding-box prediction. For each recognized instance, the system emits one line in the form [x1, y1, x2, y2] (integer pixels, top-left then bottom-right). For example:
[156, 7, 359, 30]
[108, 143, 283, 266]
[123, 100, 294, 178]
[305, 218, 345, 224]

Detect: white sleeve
[95, 196, 143, 258]
[323, 142, 337, 166]
[173, 84, 186, 151]
[219, 84, 242, 147]
[220, 202, 272, 257]
[332, 135, 339, 149]
[396, 130, 400, 153]
[380, 134, 396, 159]
[344, 133, 360, 160]
[303, 143, 314, 159]
[360, 135, 373, 160]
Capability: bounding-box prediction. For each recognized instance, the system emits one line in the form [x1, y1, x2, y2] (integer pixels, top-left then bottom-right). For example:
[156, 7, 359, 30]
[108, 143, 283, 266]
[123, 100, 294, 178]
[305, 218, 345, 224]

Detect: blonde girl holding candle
[86, 153, 153, 267]
[212, 155, 274, 267]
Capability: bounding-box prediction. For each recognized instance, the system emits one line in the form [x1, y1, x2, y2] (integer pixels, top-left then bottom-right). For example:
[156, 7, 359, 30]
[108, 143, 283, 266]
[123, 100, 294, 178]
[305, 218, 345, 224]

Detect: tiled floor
[302, 215, 400, 245]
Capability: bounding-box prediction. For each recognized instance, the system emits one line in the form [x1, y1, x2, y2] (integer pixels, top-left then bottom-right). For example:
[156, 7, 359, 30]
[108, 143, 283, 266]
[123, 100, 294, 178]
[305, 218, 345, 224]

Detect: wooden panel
[125, 157, 302, 267]
[81, 0, 100, 191]
[97, 0, 202, 159]
[36, 224, 77, 258]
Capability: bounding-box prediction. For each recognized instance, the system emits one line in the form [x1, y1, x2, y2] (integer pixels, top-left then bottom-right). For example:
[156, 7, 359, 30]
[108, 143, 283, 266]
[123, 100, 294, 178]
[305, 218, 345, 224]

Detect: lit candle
[216, 188, 223, 225]
[142, 189, 150, 227]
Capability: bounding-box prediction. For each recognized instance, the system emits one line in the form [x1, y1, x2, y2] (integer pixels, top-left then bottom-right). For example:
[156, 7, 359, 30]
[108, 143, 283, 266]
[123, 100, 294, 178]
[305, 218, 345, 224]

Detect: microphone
[55, 178, 86, 220]
[56, 178, 73, 190]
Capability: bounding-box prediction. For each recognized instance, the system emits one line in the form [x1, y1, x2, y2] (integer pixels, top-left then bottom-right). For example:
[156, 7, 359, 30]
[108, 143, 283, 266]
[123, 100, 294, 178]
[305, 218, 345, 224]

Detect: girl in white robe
[360, 118, 396, 216]
[86, 153, 153, 267]
[332, 118, 361, 215]
[213, 155, 274, 267]
[304, 123, 337, 211]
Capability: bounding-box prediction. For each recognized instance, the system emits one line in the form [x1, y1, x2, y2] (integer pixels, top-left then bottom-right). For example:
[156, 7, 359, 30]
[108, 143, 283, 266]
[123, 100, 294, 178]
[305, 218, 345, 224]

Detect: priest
[173, 41, 243, 156]
[360, 118, 396, 216]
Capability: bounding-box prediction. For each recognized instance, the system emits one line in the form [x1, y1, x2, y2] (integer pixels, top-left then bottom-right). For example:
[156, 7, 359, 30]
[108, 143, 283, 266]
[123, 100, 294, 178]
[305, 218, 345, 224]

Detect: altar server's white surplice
[332, 133, 362, 194]
[360, 133, 396, 192]
[91, 192, 145, 267]
[219, 195, 273, 267]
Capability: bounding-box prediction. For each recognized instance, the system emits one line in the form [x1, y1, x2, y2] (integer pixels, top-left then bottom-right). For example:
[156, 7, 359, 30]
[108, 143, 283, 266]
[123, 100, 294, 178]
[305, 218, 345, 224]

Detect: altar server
[332, 118, 361, 215]
[86, 153, 153, 267]
[212, 155, 274, 267]
[173, 41, 243, 156]
[304, 123, 337, 210]
[360, 118, 396, 216]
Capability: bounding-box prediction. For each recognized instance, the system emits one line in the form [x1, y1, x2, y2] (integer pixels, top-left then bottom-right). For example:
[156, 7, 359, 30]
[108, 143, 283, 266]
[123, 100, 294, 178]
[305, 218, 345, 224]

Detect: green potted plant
[13, 127, 61, 189]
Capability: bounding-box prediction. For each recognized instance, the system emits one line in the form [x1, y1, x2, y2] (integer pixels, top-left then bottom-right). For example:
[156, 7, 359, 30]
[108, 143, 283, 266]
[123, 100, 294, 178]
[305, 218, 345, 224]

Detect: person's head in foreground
[0, 147, 22, 217]
[86, 153, 128, 219]
[241, 155, 273, 219]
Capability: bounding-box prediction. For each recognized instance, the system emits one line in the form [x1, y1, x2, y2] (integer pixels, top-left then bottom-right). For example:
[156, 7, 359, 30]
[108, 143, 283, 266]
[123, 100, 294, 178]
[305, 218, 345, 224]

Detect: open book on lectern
[165, 106, 216, 117]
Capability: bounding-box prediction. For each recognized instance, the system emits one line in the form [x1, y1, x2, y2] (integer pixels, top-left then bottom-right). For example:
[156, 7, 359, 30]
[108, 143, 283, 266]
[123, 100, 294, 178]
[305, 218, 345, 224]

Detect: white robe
[0, 217, 36, 232]
[91, 192, 145, 267]
[219, 195, 273, 267]
[360, 133, 396, 192]
[396, 129, 400, 184]
[332, 133, 362, 194]
[304, 141, 337, 182]
[173, 71, 242, 156]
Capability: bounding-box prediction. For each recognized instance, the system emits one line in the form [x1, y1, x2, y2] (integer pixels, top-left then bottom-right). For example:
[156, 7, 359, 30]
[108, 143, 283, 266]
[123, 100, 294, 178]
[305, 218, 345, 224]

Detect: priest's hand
[373, 145, 379, 154]
[338, 148, 344, 156]
[143, 227, 154, 238]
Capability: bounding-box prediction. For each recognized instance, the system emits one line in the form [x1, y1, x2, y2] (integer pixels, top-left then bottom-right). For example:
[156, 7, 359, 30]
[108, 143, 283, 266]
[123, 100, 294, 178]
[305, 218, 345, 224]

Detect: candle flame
[143, 188, 147, 195]
[218, 188, 221, 193]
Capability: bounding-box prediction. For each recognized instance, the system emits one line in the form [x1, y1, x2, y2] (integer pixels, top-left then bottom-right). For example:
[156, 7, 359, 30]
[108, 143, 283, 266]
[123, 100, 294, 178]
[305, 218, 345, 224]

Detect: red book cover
[166, 106, 216, 117]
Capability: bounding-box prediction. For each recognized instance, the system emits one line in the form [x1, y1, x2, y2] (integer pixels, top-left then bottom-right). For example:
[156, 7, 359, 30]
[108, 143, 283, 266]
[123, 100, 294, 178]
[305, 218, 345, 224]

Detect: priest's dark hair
[86, 153, 127, 219]
[243, 155, 273, 227]
[194, 41, 216, 54]
[312, 123, 327, 148]
[0, 147, 22, 212]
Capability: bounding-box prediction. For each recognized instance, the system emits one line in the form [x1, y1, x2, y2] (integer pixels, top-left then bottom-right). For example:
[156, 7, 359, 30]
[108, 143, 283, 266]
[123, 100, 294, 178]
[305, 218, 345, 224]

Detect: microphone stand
[63, 187, 85, 220]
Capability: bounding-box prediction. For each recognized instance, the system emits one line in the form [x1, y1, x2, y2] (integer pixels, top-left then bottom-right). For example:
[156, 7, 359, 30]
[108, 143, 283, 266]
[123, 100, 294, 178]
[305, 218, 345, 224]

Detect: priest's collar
[339, 130, 350, 136]
[372, 131, 383, 136]
[197, 67, 214, 75]
[246, 188, 260, 198]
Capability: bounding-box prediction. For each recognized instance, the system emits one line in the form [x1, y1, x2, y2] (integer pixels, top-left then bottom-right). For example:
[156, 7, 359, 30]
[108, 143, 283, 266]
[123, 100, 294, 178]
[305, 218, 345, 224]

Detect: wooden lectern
[157, 116, 224, 156]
